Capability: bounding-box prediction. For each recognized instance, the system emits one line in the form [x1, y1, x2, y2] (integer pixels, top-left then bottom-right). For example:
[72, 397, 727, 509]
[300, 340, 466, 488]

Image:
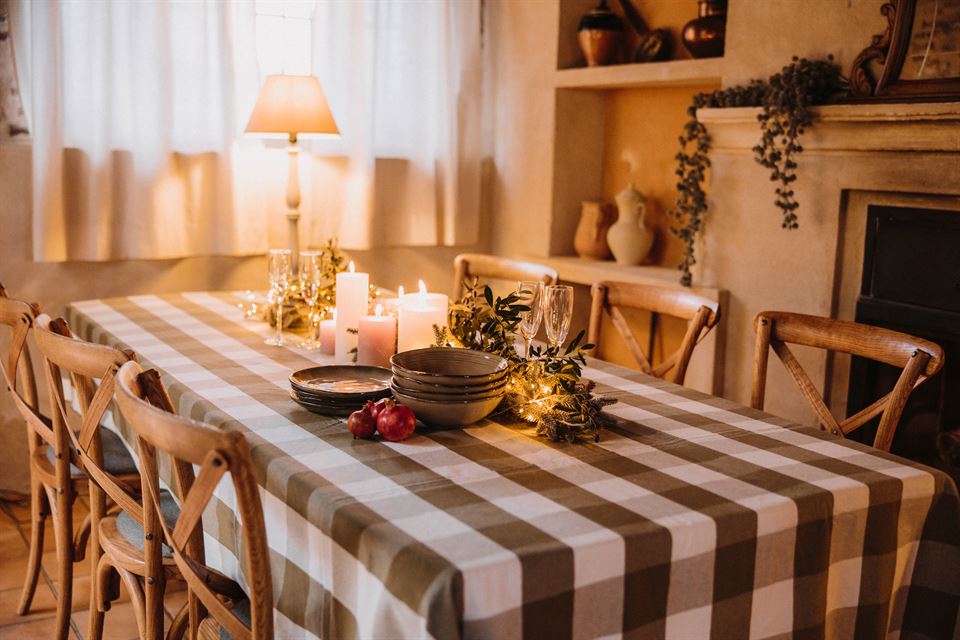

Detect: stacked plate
[289, 365, 392, 416]
[390, 348, 509, 426]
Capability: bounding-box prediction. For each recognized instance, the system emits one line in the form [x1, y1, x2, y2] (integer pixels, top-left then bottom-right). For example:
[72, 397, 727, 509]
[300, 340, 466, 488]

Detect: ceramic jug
[574, 201, 618, 260]
[607, 183, 653, 266]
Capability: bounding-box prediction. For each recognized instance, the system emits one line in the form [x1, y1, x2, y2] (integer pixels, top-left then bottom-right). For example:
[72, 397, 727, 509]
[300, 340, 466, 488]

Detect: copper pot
[577, 0, 625, 67]
[682, 0, 727, 59]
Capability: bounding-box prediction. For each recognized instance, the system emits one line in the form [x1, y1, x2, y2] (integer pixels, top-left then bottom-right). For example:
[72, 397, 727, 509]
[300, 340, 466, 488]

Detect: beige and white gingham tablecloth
[65, 292, 960, 640]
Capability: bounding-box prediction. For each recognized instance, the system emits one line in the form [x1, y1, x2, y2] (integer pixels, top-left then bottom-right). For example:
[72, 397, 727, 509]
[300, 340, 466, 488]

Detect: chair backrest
[115, 361, 273, 640]
[452, 253, 558, 299]
[750, 311, 945, 452]
[587, 281, 720, 385]
[32, 314, 141, 515]
[0, 285, 50, 462]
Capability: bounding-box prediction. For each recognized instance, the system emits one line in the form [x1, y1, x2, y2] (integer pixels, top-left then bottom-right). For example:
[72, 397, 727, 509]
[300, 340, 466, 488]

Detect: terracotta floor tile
[0, 583, 54, 626]
[0, 527, 26, 561]
[72, 598, 168, 640]
[162, 586, 188, 621]
[0, 614, 81, 640]
[0, 555, 34, 591]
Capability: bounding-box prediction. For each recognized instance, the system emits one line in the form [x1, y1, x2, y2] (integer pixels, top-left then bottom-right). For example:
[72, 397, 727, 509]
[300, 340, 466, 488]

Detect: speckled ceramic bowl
[391, 348, 508, 387]
[391, 387, 504, 427]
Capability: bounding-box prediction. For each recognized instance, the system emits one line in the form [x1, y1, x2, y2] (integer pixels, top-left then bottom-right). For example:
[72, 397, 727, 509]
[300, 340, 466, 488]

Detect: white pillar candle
[357, 304, 397, 368]
[382, 285, 405, 316]
[397, 280, 449, 353]
[319, 315, 336, 356]
[335, 262, 369, 363]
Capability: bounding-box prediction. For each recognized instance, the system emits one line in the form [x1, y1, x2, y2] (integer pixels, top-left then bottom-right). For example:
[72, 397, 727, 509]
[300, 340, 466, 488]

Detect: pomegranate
[347, 403, 377, 439]
[377, 400, 416, 442]
[369, 397, 391, 421]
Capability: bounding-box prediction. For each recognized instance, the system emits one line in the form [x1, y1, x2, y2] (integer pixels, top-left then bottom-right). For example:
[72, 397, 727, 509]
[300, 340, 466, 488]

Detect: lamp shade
[245, 74, 339, 136]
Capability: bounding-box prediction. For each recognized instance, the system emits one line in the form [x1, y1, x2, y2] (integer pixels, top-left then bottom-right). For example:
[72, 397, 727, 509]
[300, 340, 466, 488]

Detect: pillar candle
[397, 280, 449, 353]
[357, 304, 397, 368]
[319, 315, 336, 356]
[335, 262, 369, 363]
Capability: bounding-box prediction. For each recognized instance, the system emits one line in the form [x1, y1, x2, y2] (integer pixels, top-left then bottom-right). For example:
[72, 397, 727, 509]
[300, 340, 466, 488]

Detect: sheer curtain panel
[19, 0, 483, 262]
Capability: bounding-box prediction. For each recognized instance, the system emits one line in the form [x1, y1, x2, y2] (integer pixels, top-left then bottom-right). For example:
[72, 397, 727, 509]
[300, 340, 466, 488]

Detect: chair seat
[115, 490, 181, 556]
[196, 597, 251, 640]
[45, 427, 139, 476]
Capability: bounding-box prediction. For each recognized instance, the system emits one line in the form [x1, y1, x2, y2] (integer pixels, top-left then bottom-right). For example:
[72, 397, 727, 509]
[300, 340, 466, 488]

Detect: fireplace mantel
[697, 102, 960, 153]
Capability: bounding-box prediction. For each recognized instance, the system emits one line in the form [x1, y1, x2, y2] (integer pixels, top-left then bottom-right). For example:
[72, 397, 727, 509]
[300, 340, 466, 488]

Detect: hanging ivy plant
[670, 56, 847, 286]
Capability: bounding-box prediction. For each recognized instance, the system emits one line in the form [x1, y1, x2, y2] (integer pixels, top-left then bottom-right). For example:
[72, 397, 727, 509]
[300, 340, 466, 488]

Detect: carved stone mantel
[697, 102, 960, 153]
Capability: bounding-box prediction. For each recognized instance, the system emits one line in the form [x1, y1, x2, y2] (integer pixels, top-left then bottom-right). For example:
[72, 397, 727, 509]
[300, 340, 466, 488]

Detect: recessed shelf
[555, 57, 724, 90]
[533, 256, 721, 299]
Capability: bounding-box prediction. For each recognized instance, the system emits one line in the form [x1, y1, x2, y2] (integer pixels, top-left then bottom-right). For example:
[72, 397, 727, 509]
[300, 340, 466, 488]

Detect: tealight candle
[357, 304, 397, 368]
[319, 313, 336, 356]
[397, 280, 449, 353]
[335, 262, 369, 363]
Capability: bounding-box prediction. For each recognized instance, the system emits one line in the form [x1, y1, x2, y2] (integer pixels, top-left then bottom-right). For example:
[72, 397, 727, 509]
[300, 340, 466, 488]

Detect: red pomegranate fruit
[377, 400, 417, 442]
[347, 402, 377, 439]
[369, 397, 391, 421]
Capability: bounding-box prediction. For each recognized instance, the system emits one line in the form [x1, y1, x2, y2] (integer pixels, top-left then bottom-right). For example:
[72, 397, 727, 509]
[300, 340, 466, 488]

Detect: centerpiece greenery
[438, 280, 615, 442]
[670, 56, 847, 286]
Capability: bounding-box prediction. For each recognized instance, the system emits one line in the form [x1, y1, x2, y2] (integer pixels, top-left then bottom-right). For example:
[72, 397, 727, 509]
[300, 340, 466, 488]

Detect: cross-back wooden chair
[751, 311, 945, 452]
[115, 361, 274, 640]
[33, 314, 175, 640]
[452, 253, 558, 299]
[587, 281, 721, 385]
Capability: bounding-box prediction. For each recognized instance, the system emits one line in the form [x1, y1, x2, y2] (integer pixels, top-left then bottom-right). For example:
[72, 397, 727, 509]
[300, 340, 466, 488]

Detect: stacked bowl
[390, 348, 509, 426]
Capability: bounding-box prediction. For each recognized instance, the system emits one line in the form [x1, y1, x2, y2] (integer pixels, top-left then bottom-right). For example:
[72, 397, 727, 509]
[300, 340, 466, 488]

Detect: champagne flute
[265, 249, 292, 346]
[543, 285, 573, 349]
[516, 280, 544, 358]
[298, 251, 323, 350]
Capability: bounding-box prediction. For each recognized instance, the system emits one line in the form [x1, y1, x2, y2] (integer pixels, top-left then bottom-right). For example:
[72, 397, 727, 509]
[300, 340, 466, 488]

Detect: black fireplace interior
[847, 204, 960, 481]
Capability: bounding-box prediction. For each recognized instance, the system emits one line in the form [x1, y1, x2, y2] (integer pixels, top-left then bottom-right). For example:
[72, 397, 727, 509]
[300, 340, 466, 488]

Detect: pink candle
[357, 304, 397, 368]
[319, 315, 336, 356]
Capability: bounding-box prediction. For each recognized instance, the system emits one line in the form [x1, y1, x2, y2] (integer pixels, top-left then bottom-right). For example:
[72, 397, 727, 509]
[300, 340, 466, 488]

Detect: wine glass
[516, 280, 543, 358]
[265, 249, 292, 346]
[298, 251, 322, 350]
[543, 285, 573, 349]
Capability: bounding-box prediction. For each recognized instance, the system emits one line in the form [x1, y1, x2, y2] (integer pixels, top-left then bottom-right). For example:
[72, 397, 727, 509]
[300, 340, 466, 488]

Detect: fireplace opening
[847, 204, 960, 481]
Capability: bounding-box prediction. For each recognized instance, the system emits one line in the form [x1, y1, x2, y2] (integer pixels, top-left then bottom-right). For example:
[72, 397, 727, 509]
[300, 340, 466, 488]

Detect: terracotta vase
[681, 0, 727, 59]
[574, 201, 618, 260]
[607, 184, 653, 266]
[577, 0, 625, 67]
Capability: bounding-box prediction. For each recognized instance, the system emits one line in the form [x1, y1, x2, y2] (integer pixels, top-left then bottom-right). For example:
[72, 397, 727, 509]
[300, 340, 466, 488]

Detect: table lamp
[245, 74, 339, 268]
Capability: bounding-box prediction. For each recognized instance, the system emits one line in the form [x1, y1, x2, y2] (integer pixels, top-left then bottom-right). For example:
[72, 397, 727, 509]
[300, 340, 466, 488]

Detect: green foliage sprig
[670, 56, 846, 286]
[443, 279, 614, 442]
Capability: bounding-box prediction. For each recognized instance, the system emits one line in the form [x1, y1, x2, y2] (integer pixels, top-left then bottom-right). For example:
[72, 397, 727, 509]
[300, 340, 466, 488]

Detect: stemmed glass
[298, 251, 323, 350]
[516, 280, 544, 358]
[543, 285, 574, 349]
[265, 249, 292, 346]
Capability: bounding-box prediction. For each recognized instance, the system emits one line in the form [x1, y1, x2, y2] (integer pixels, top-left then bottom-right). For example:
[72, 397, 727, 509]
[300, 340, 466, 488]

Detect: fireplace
[847, 204, 960, 479]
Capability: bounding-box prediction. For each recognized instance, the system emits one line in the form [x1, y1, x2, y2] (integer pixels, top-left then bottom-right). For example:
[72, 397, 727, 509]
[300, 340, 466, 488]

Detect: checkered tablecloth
[65, 292, 960, 640]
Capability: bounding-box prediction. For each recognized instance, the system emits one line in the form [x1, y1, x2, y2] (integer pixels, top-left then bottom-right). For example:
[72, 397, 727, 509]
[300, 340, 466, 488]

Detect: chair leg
[166, 599, 189, 640]
[16, 476, 48, 615]
[52, 486, 75, 640]
[86, 482, 107, 640]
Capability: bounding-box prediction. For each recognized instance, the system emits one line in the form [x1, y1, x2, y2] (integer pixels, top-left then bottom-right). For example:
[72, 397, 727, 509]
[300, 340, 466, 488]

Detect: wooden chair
[452, 253, 558, 299]
[115, 361, 273, 640]
[32, 314, 175, 640]
[587, 281, 720, 385]
[750, 311, 945, 452]
[0, 287, 113, 639]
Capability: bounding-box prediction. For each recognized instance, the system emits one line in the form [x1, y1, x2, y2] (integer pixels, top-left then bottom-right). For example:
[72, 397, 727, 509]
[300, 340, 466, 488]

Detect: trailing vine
[670, 56, 846, 286]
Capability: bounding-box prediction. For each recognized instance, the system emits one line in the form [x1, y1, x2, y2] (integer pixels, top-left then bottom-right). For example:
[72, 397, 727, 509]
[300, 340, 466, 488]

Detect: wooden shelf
[554, 58, 724, 90]
[533, 256, 721, 300]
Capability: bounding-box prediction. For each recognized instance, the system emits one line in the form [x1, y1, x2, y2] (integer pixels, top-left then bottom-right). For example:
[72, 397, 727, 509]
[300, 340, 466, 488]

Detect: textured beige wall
[0, 144, 474, 492]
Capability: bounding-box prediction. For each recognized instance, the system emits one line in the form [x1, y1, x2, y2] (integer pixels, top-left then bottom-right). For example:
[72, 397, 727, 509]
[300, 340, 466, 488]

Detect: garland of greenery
[439, 280, 615, 442]
[670, 56, 846, 286]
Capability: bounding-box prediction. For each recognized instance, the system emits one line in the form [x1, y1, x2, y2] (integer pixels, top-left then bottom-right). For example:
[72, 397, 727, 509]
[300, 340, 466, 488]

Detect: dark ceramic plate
[289, 391, 363, 417]
[289, 365, 392, 400]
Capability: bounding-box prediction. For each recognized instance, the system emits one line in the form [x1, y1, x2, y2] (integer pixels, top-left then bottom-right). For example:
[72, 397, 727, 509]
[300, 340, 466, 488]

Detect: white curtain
[18, 0, 482, 262]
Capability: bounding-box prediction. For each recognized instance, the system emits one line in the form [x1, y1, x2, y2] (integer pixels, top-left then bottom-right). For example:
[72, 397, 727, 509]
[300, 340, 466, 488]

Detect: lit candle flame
[418, 279, 427, 295]
[397, 285, 404, 297]
[348, 260, 355, 273]
[375, 303, 383, 317]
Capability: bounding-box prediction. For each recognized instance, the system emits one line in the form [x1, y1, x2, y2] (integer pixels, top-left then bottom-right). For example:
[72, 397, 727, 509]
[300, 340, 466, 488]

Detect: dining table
[64, 291, 960, 640]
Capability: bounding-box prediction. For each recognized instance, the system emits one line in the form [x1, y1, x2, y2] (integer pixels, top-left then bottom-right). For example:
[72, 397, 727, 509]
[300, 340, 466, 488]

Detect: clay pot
[577, 0, 625, 67]
[681, 0, 727, 59]
[607, 184, 653, 266]
[574, 201, 618, 260]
